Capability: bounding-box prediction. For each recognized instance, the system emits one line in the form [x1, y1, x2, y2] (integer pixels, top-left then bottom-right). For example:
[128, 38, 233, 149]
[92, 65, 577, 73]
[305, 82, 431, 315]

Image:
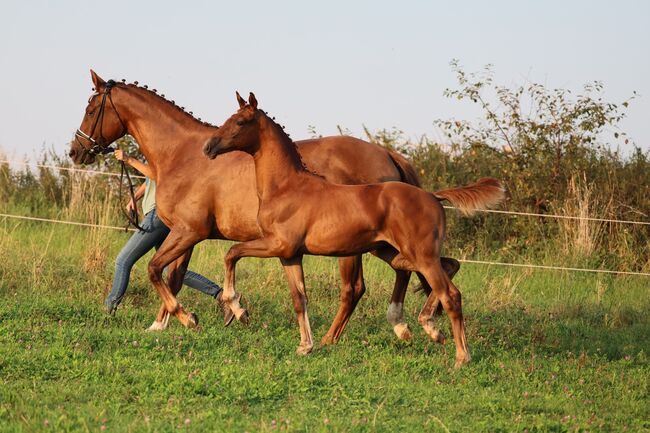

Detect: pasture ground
[0, 222, 648, 432]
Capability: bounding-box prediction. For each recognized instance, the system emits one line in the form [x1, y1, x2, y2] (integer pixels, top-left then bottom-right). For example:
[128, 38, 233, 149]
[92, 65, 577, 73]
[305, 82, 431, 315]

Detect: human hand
[115, 149, 129, 162]
[126, 199, 136, 214]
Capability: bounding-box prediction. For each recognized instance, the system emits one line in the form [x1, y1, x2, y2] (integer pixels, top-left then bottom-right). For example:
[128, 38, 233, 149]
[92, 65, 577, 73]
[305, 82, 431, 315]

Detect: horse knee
[147, 262, 164, 284]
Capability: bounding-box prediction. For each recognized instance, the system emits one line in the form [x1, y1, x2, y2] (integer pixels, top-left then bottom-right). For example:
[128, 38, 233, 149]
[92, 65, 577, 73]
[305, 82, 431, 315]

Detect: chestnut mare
[69, 71, 459, 343]
[203, 93, 505, 367]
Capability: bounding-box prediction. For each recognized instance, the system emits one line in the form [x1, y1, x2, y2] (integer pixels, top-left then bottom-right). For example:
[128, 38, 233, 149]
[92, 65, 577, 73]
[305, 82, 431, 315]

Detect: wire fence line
[0, 159, 145, 179]
[1, 211, 648, 278]
[3, 158, 649, 226]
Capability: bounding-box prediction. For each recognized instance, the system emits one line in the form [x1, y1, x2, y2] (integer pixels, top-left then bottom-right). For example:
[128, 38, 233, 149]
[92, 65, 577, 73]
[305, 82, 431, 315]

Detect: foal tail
[432, 178, 505, 216]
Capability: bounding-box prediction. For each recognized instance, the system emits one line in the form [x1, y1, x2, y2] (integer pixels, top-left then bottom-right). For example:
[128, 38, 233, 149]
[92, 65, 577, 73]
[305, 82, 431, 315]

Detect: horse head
[69, 70, 128, 165]
[203, 92, 259, 159]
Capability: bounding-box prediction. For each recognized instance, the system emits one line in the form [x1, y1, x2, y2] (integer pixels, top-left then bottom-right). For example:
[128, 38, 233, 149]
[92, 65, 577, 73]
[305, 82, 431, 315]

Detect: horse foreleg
[147, 248, 194, 331]
[281, 256, 313, 355]
[320, 255, 366, 347]
[147, 229, 202, 329]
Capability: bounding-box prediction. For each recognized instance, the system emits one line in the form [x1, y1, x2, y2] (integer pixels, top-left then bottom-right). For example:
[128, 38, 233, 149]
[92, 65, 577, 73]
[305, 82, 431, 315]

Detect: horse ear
[248, 92, 258, 109]
[90, 69, 106, 90]
[236, 91, 246, 109]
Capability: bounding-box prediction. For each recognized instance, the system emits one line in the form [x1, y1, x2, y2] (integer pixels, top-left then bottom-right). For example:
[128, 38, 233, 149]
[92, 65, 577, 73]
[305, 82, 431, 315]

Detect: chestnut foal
[204, 93, 505, 367]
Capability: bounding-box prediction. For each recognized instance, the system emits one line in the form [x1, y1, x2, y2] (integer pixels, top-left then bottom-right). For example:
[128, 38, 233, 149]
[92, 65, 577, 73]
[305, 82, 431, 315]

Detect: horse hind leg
[147, 249, 194, 331]
[387, 270, 414, 341]
[419, 264, 470, 368]
[321, 255, 366, 347]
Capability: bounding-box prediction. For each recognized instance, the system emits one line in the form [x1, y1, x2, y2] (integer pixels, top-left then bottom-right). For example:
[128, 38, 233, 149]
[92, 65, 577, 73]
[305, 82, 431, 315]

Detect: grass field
[1, 221, 648, 432]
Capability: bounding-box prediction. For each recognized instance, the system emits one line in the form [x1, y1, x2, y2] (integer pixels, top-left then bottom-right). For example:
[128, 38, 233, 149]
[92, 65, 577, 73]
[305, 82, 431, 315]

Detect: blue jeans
[105, 208, 221, 314]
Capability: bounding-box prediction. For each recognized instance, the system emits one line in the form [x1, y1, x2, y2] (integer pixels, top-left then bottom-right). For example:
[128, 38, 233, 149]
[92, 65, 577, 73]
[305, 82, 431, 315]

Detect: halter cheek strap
[74, 80, 128, 155]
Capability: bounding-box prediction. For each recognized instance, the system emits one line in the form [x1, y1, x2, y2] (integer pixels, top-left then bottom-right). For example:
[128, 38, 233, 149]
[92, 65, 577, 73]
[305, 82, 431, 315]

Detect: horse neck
[252, 115, 308, 200]
[114, 87, 213, 176]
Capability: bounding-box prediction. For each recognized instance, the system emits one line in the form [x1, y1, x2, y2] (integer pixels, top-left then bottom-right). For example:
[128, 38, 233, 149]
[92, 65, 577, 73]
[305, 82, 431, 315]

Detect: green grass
[0, 221, 648, 432]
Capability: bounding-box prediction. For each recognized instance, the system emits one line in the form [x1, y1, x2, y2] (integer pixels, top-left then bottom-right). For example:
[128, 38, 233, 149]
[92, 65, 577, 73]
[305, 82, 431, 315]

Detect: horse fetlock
[387, 302, 404, 326]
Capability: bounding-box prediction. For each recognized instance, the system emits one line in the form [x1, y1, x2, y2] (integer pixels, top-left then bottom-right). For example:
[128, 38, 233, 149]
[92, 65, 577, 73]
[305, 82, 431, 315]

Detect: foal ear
[236, 91, 247, 109]
[248, 92, 258, 109]
[90, 69, 106, 91]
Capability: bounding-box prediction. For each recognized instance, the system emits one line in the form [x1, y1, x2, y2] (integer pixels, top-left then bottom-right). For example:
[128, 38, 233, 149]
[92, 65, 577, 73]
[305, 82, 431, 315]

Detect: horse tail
[432, 178, 505, 216]
[386, 149, 421, 187]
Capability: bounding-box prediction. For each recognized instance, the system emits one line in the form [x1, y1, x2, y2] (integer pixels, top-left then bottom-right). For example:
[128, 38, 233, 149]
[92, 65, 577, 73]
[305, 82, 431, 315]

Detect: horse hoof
[296, 344, 313, 355]
[320, 335, 336, 347]
[146, 321, 166, 332]
[187, 312, 199, 328]
[393, 323, 412, 341]
[432, 330, 446, 345]
[223, 308, 236, 327]
[236, 309, 250, 326]
[454, 354, 471, 369]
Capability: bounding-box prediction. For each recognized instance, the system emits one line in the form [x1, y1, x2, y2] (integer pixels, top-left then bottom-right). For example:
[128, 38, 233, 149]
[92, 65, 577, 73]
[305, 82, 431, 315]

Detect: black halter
[75, 80, 144, 231]
[74, 80, 128, 155]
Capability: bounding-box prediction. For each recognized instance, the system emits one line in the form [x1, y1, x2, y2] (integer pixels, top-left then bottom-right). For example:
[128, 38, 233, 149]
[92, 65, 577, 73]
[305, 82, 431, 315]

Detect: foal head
[203, 92, 260, 159]
[69, 70, 127, 165]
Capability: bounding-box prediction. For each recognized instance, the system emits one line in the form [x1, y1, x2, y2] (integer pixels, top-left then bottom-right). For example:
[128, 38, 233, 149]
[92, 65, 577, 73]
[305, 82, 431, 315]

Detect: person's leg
[148, 214, 222, 298]
[182, 270, 223, 297]
[104, 210, 169, 314]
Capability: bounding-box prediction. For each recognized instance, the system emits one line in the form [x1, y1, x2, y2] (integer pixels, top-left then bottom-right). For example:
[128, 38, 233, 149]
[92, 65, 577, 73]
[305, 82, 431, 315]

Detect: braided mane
[259, 109, 324, 179]
[104, 79, 218, 128]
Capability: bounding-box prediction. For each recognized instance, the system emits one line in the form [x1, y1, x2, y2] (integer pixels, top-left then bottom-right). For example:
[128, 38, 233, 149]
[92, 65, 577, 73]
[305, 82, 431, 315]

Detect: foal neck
[252, 114, 311, 199]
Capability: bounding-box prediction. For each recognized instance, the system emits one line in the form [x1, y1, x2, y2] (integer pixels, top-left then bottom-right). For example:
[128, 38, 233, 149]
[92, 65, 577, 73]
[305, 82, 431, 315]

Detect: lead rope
[119, 160, 145, 232]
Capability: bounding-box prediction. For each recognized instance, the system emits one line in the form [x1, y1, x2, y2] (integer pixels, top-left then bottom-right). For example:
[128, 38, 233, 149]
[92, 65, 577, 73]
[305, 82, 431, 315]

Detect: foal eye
[236, 119, 246, 126]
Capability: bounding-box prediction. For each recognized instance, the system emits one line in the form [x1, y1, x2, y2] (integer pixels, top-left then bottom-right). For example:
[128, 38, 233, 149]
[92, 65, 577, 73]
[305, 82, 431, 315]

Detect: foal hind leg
[321, 255, 366, 347]
[419, 264, 470, 367]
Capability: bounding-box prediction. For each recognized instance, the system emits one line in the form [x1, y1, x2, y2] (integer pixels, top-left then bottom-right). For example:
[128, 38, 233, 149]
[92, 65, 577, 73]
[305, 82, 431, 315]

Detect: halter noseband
[75, 79, 128, 155]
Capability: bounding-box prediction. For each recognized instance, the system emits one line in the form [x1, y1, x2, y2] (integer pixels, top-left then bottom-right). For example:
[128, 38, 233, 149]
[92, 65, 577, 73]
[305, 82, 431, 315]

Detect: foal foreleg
[280, 256, 314, 355]
[321, 255, 366, 346]
[222, 236, 292, 323]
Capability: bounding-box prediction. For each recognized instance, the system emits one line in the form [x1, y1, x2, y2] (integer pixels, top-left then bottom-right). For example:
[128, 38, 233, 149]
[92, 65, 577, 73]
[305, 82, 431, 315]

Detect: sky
[1, 0, 649, 159]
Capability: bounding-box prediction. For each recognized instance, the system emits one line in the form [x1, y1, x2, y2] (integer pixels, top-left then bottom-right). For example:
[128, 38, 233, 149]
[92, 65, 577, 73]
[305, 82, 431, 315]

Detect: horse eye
[236, 119, 246, 126]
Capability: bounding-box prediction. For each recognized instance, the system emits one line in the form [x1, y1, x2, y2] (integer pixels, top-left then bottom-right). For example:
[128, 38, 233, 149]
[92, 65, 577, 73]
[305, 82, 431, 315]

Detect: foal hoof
[296, 344, 313, 355]
[432, 330, 446, 345]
